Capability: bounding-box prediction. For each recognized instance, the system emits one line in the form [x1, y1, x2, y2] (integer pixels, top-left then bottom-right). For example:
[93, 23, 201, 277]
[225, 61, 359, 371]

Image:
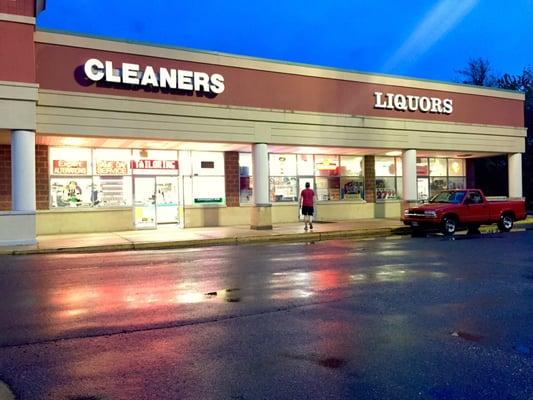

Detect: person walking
[300, 182, 315, 231]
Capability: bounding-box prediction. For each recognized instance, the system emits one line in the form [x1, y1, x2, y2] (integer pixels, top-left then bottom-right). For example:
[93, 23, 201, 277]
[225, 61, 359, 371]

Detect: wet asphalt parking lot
[0, 230, 532, 399]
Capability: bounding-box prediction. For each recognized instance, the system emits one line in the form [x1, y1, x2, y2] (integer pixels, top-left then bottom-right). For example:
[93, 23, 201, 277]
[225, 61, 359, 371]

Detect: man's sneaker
[309, 222, 313, 230]
[304, 224, 308, 231]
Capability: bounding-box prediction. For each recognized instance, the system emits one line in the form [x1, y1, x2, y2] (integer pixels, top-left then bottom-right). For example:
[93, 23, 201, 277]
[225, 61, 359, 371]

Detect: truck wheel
[497, 214, 514, 232]
[442, 216, 457, 236]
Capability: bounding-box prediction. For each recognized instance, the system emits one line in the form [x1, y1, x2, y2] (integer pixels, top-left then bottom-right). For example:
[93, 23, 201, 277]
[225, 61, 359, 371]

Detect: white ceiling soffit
[33, 135, 500, 158]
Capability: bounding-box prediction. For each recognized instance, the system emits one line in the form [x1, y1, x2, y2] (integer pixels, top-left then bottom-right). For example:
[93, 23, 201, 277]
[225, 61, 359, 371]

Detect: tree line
[457, 58, 532, 209]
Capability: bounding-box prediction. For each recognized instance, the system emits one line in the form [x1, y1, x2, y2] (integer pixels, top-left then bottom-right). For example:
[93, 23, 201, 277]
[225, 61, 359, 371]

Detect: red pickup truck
[403, 189, 527, 235]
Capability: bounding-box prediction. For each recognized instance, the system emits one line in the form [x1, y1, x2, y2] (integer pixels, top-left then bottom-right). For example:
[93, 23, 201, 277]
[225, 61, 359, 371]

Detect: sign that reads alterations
[84, 58, 225, 94]
[374, 92, 453, 114]
[52, 160, 88, 175]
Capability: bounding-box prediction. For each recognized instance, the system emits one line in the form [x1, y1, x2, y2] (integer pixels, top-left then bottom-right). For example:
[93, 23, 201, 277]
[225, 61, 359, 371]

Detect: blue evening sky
[37, 0, 533, 83]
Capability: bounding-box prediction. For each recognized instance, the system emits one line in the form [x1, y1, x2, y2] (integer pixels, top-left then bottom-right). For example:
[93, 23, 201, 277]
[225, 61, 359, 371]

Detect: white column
[252, 143, 269, 205]
[508, 153, 522, 198]
[11, 130, 36, 212]
[402, 149, 417, 202]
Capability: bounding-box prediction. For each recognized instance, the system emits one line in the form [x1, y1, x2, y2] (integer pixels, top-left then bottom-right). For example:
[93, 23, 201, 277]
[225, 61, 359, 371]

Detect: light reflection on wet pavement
[0, 232, 532, 399]
[0, 242, 453, 347]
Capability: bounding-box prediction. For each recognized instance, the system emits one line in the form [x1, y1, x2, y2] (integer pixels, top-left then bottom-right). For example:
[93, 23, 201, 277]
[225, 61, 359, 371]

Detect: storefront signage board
[131, 160, 178, 170]
[52, 160, 88, 175]
[374, 91, 453, 114]
[96, 160, 129, 175]
[84, 58, 225, 94]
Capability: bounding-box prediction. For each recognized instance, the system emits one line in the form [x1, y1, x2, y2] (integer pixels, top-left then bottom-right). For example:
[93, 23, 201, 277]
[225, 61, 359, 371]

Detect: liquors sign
[374, 92, 453, 114]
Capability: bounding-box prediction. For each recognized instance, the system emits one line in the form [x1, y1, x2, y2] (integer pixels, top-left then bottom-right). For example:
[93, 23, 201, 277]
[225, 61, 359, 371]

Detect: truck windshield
[429, 190, 466, 204]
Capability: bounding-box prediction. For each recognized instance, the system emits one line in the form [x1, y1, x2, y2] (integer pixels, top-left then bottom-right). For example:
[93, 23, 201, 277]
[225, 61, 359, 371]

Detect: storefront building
[0, 1, 526, 245]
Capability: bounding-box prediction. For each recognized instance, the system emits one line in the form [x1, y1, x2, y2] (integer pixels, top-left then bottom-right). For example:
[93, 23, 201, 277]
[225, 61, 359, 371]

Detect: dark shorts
[301, 206, 314, 216]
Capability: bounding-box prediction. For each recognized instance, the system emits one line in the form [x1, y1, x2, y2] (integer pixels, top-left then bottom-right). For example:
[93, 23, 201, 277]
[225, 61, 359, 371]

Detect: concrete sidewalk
[1, 217, 531, 256]
[0, 218, 410, 255]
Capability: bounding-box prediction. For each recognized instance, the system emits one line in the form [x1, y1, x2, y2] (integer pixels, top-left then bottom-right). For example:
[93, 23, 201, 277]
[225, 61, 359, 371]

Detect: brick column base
[364, 155, 376, 203]
[224, 151, 240, 207]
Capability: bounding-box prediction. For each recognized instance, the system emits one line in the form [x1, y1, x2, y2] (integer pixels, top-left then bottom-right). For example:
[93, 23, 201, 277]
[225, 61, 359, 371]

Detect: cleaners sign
[84, 58, 225, 94]
[374, 92, 453, 114]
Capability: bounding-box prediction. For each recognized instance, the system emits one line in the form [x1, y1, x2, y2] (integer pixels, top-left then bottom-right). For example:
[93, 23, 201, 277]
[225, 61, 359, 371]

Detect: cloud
[383, 0, 479, 73]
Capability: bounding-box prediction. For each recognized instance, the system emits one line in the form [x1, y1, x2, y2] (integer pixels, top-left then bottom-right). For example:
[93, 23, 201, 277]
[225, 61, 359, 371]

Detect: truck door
[463, 190, 490, 224]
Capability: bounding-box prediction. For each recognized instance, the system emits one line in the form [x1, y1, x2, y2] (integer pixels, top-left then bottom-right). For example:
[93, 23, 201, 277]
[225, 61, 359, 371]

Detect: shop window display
[50, 177, 93, 207]
[448, 177, 466, 190]
[340, 176, 364, 200]
[49, 147, 94, 208]
[270, 176, 298, 202]
[269, 154, 297, 202]
[49, 147, 179, 209]
[92, 176, 132, 207]
[270, 153, 364, 202]
[448, 159, 465, 177]
[376, 177, 397, 200]
[416, 157, 466, 200]
[93, 148, 132, 206]
[430, 177, 448, 196]
[375, 157, 400, 200]
[316, 177, 340, 201]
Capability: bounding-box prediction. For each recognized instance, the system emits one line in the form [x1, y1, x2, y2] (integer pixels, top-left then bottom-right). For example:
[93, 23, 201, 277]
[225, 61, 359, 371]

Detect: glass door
[155, 176, 179, 224]
[134, 177, 156, 229]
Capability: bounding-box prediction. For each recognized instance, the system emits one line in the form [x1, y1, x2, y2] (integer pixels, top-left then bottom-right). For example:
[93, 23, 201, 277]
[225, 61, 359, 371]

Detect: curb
[1, 227, 406, 256]
[0, 221, 527, 256]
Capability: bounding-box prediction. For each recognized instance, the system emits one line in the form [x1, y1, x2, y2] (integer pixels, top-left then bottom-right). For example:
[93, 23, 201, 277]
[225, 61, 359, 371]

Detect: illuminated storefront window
[375, 156, 401, 201]
[447, 158, 466, 190]
[339, 156, 364, 200]
[93, 148, 132, 207]
[269, 154, 298, 202]
[315, 155, 340, 201]
[188, 151, 225, 205]
[50, 147, 100, 208]
[416, 157, 466, 200]
[49, 147, 179, 215]
[269, 153, 364, 202]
